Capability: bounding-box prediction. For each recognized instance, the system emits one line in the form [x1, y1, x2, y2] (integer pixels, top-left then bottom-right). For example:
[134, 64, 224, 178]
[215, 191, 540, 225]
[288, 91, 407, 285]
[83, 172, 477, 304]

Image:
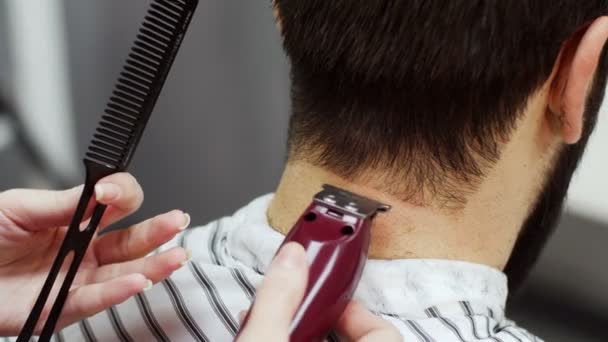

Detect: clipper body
[284, 185, 389, 342]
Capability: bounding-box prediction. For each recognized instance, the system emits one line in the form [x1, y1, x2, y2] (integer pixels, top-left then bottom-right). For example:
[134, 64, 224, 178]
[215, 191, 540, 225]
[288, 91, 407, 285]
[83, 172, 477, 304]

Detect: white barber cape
[47, 194, 542, 341]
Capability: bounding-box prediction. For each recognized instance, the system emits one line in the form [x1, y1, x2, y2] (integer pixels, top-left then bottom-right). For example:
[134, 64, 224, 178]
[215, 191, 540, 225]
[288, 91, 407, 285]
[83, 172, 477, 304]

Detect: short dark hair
[277, 1, 608, 290]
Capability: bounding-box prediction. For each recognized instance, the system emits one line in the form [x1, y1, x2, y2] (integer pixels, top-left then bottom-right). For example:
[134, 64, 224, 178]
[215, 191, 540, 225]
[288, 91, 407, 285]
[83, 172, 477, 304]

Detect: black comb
[17, 1, 199, 340]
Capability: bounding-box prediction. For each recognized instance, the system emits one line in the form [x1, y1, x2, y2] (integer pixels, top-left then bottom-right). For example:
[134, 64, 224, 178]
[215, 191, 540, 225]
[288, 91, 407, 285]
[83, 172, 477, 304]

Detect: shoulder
[171, 194, 273, 247]
[161, 194, 275, 267]
[158, 214, 236, 267]
[57, 196, 273, 342]
[380, 313, 543, 342]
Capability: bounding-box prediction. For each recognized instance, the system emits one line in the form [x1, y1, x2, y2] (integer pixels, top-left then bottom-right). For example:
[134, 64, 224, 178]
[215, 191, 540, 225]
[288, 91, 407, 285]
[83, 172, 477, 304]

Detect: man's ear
[549, 16, 608, 144]
[272, 1, 283, 33]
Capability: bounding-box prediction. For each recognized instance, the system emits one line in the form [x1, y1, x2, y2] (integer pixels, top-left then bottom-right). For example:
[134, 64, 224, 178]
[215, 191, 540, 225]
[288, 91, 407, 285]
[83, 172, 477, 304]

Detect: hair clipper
[239, 184, 390, 341]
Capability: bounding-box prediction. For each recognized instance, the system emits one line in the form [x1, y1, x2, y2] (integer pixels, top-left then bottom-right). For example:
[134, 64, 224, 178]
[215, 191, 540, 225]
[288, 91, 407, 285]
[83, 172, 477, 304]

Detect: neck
[268, 161, 525, 270]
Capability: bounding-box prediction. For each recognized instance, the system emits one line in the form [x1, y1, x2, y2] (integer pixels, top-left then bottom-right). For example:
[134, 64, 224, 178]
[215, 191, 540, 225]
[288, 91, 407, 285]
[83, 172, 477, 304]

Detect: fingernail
[144, 279, 153, 291]
[273, 243, 305, 270]
[95, 183, 121, 202]
[179, 213, 191, 231]
[180, 249, 193, 267]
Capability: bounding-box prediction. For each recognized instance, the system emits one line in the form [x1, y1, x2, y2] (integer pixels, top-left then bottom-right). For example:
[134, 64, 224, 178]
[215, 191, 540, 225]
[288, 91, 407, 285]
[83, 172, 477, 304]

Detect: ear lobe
[549, 17, 608, 144]
[272, 1, 283, 33]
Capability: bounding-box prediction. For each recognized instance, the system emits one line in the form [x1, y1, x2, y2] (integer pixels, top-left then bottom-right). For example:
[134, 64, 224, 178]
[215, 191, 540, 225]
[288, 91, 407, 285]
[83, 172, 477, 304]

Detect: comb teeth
[86, 0, 197, 168]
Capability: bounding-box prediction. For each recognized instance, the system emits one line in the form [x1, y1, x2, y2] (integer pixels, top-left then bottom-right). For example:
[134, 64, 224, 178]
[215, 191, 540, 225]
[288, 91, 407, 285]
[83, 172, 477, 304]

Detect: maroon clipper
[237, 184, 390, 342]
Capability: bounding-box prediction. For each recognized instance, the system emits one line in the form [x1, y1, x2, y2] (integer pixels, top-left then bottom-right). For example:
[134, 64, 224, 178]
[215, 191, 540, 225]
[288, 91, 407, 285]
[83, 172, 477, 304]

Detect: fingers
[237, 242, 308, 342]
[57, 273, 151, 330]
[94, 173, 144, 229]
[0, 173, 142, 232]
[0, 185, 87, 231]
[55, 248, 189, 330]
[90, 247, 190, 284]
[95, 210, 190, 264]
[336, 301, 403, 342]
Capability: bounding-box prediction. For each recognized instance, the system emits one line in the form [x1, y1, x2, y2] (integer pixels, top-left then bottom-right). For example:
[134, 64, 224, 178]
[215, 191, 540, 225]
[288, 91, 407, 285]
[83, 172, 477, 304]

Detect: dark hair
[277, 1, 608, 290]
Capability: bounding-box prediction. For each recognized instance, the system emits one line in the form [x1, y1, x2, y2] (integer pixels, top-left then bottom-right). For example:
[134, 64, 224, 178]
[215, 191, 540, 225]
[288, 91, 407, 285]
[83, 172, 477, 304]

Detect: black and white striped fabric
[22, 195, 540, 341]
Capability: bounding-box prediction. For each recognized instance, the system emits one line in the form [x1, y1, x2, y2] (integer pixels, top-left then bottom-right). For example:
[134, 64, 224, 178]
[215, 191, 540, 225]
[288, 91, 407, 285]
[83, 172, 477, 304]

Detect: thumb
[237, 242, 308, 341]
[0, 185, 89, 231]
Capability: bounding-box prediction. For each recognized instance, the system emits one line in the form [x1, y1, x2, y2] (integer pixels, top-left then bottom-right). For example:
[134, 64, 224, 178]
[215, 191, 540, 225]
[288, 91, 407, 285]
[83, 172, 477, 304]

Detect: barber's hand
[237, 242, 402, 342]
[0, 173, 191, 336]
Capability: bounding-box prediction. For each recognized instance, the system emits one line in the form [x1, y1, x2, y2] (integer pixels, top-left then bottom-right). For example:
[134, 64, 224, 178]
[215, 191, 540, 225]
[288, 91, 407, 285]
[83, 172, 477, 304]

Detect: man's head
[273, 1, 608, 291]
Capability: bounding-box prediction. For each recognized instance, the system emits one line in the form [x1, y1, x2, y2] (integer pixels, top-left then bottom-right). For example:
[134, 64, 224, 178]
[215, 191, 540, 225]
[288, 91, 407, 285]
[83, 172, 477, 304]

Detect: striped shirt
[34, 194, 539, 341]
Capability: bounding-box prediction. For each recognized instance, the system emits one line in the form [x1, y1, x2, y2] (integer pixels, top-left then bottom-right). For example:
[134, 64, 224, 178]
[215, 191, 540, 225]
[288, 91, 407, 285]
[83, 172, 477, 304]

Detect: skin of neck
[268, 86, 560, 271]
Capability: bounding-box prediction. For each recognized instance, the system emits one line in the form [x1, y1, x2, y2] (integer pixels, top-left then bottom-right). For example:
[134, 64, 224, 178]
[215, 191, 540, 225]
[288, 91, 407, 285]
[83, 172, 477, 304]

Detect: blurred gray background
[63, 0, 291, 220]
[0, 1, 606, 341]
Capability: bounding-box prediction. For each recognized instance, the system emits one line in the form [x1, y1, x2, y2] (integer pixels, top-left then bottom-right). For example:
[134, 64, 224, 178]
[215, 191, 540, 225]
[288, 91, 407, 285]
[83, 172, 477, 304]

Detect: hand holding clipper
[239, 184, 390, 342]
